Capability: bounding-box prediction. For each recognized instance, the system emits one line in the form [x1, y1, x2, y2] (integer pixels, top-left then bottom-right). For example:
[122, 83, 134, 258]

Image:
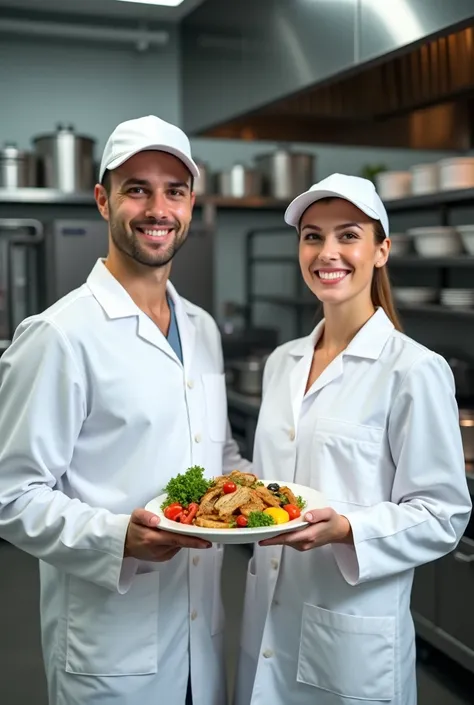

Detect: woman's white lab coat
[235, 308, 471, 705]
[0, 260, 249, 705]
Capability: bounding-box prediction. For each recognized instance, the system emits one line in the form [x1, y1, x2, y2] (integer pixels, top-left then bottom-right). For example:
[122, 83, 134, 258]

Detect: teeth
[318, 271, 347, 280]
[143, 229, 169, 237]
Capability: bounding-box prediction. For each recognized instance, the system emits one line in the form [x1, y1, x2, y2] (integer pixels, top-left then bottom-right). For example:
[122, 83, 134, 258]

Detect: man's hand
[124, 508, 212, 562]
[259, 507, 353, 551]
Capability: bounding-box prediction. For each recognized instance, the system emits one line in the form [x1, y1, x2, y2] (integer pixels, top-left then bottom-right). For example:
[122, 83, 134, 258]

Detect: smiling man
[0, 115, 250, 705]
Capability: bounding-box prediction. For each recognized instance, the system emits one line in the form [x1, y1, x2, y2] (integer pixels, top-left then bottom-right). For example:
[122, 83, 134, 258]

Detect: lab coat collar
[86, 259, 198, 368]
[288, 307, 394, 362]
[288, 309, 394, 429]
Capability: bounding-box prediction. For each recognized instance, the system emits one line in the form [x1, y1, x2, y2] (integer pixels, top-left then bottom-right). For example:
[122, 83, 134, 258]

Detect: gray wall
[0, 35, 181, 151]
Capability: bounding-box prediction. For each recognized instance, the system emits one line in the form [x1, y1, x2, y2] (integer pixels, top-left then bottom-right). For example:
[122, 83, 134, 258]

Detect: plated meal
[145, 466, 328, 544]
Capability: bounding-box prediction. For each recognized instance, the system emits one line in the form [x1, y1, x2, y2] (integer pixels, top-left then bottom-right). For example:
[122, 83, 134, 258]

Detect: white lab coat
[235, 308, 471, 705]
[0, 259, 250, 705]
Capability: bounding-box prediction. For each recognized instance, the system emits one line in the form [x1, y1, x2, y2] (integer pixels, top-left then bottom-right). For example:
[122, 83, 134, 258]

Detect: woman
[234, 173, 472, 705]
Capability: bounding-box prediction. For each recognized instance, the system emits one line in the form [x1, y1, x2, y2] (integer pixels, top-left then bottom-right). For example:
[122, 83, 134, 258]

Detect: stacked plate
[407, 226, 463, 257]
[440, 289, 474, 309]
[393, 287, 438, 305]
[389, 233, 412, 257]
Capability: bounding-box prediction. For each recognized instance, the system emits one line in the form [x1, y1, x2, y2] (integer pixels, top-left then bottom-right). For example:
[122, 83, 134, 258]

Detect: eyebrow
[120, 178, 190, 190]
[301, 222, 363, 232]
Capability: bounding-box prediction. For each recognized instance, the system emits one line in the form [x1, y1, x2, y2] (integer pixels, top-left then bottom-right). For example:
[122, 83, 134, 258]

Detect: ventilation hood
[182, 0, 474, 150]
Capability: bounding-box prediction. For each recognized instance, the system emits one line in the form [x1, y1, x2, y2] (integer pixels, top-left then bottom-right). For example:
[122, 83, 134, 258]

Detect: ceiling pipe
[0, 17, 169, 52]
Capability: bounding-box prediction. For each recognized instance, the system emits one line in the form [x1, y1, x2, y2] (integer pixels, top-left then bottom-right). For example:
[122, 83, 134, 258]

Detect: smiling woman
[297, 195, 401, 331]
[234, 173, 471, 705]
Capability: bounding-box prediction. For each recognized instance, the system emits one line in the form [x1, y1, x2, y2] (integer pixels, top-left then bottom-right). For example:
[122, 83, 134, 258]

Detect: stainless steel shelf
[397, 304, 474, 319]
[385, 187, 474, 211]
[0, 188, 288, 210]
[0, 188, 95, 204]
[390, 256, 474, 267]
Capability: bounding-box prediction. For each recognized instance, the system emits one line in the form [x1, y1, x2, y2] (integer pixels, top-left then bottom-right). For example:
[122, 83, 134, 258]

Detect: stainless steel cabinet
[437, 537, 474, 653]
[412, 500, 474, 674]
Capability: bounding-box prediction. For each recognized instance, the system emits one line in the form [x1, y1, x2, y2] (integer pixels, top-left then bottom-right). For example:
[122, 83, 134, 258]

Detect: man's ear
[95, 184, 109, 221]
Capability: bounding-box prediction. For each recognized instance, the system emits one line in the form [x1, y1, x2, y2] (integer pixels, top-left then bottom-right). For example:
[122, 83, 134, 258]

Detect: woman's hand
[259, 507, 353, 551]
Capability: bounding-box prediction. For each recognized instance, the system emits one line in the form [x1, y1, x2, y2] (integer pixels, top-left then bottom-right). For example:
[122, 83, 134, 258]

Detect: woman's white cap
[99, 115, 199, 181]
[284, 173, 389, 236]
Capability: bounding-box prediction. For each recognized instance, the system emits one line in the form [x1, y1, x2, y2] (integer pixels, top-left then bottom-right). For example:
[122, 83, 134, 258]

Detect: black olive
[267, 483, 280, 492]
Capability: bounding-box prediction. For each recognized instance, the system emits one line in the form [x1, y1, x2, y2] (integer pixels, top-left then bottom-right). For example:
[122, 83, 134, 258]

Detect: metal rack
[244, 188, 474, 337]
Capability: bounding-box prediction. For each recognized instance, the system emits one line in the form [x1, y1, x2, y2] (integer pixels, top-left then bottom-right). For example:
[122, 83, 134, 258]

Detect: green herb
[296, 495, 306, 510]
[250, 480, 265, 489]
[229, 517, 238, 528]
[247, 511, 276, 528]
[278, 493, 289, 506]
[161, 466, 212, 509]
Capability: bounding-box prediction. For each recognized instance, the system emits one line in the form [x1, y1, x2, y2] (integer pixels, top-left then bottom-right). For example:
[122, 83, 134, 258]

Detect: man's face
[97, 150, 194, 269]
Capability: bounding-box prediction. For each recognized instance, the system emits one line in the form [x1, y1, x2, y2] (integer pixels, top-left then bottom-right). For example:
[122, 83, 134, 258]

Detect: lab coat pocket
[202, 373, 227, 442]
[312, 418, 384, 506]
[297, 603, 395, 700]
[211, 544, 225, 635]
[240, 555, 260, 660]
[66, 572, 159, 676]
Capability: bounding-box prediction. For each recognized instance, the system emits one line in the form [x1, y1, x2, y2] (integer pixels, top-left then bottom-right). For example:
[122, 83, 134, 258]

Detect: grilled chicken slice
[197, 486, 222, 516]
[240, 498, 266, 517]
[254, 486, 282, 507]
[279, 486, 298, 506]
[214, 485, 253, 518]
[228, 470, 259, 487]
[195, 517, 231, 529]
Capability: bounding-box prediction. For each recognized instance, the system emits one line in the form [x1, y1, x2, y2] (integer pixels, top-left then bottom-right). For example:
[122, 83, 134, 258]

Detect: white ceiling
[0, 0, 207, 22]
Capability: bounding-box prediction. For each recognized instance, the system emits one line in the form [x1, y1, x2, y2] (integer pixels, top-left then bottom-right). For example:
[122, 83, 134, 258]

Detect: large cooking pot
[230, 356, 267, 396]
[216, 164, 261, 198]
[33, 124, 95, 192]
[193, 160, 211, 196]
[0, 143, 36, 188]
[255, 148, 315, 200]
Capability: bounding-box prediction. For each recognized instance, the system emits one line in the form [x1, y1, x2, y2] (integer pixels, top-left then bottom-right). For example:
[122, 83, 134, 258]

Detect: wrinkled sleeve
[0, 318, 137, 593]
[332, 353, 472, 585]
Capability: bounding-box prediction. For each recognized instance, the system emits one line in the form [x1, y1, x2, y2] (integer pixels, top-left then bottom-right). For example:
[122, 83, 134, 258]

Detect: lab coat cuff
[109, 513, 138, 594]
[331, 511, 367, 586]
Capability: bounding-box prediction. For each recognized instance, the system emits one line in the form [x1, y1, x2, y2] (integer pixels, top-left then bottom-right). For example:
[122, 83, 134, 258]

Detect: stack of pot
[0, 124, 96, 192]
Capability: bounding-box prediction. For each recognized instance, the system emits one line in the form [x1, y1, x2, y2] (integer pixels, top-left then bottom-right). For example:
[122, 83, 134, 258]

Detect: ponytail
[371, 265, 403, 332]
[371, 220, 403, 331]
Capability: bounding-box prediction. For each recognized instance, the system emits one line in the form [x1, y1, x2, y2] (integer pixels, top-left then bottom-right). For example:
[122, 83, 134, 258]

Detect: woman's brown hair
[372, 221, 403, 332]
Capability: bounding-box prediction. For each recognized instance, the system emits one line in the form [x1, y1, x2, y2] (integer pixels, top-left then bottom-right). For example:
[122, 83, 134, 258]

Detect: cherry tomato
[284, 504, 301, 520]
[164, 504, 183, 521]
[223, 481, 237, 494]
[236, 515, 248, 528]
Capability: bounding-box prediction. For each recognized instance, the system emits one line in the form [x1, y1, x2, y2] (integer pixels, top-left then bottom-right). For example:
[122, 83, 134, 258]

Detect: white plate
[145, 480, 328, 545]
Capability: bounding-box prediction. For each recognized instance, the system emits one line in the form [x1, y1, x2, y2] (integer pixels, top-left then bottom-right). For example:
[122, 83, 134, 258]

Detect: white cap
[99, 115, 199, 182]
[284, 173, 389, 236]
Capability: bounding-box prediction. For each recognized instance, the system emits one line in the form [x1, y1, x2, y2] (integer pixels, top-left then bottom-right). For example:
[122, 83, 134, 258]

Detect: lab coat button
[263, 649, 273, 659]
[192, 556, 200, 566]
[289, 427, 296, 441]
[187, 379, 194, 389]
[271, 559, 279, 570]
[191, 610, 198, 621]
[194, 433, 202, 443]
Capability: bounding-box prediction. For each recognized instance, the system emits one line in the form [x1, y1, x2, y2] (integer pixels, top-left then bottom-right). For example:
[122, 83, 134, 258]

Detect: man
[0, 115, 250, 705]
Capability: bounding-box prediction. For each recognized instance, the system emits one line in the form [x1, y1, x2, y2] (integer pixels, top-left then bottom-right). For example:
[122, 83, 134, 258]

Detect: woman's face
[298, 198, 390, 308]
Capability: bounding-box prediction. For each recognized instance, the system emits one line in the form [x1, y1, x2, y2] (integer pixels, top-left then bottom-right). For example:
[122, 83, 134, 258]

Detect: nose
[318, 237, 339, 262]
[145, 190, 169, 220]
